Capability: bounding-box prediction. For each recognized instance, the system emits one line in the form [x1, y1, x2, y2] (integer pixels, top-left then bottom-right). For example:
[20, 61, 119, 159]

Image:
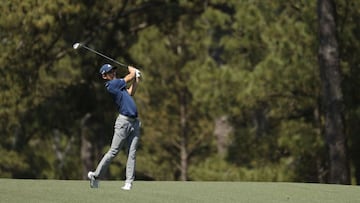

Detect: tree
[337, 0, 360, 185]
[189, 1, 327, 182]
[0, 0, 358, 183]
[317, 0, 350, 184]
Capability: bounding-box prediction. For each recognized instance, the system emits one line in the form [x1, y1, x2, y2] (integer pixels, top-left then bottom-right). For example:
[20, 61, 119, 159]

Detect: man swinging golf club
[87, 64, 141, 190]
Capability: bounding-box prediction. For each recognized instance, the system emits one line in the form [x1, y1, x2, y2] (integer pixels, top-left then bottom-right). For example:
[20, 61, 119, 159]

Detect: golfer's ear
[102, 74, 107, 79]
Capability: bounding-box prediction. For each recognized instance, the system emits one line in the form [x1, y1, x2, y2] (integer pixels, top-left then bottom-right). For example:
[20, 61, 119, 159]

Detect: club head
[73, 43, 81, 50]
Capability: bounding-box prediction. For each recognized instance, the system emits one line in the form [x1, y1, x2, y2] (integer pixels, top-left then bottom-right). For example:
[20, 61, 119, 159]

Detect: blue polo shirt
[105, 78, 138, 118]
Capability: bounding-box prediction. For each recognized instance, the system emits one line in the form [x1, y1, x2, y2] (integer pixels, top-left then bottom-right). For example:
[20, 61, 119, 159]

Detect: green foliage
[0, 148, 29, 178]
[0, 0, 359, 184]
[337, 0, 360, 183]
[129, 11, 216, 179]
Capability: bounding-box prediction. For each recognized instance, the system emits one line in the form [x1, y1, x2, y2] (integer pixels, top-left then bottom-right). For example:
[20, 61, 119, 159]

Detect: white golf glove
[135, 69, 141, 78]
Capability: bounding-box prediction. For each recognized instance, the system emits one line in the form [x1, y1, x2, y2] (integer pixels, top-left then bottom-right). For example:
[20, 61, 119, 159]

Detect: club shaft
[81, 45, 127, 67]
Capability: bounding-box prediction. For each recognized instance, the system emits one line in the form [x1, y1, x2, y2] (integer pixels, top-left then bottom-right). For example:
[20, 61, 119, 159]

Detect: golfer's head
[99, 64, 116, 79]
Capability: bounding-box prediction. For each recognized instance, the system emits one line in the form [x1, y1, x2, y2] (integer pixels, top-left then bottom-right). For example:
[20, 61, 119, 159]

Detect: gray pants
[94, 114, 140, 184]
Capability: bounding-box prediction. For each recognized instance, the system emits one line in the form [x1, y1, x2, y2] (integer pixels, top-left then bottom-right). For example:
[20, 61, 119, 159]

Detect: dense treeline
[0, 0, 359, 184]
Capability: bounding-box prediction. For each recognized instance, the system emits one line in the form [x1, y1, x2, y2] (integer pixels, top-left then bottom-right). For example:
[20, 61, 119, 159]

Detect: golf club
[73, 42, 127, 67]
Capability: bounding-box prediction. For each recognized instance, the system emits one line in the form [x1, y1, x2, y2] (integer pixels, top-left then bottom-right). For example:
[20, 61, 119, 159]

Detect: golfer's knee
[107, 148, 119, 157]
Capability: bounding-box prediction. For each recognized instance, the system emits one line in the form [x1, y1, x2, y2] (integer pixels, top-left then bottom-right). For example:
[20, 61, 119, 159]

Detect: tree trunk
[214, 116, 233, 157]
[80, 113, 94, 180]
[179, 90, 188, 181]
[317, 0, 350, 184]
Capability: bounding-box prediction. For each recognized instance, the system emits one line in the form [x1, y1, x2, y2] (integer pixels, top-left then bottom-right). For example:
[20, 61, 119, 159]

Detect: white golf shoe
[87, 171, 99, 188]
[121, 183, 132, 191]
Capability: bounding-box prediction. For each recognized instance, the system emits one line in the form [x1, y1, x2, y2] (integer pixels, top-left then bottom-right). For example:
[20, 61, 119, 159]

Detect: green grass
[1, 179, 360, 203]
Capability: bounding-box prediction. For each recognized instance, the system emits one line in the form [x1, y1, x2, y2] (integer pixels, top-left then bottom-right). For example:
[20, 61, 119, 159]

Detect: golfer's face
[103, 69, 116, 80]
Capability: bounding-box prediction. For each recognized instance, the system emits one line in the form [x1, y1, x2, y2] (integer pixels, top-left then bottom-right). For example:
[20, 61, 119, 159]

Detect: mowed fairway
[1, 179, 360, 203]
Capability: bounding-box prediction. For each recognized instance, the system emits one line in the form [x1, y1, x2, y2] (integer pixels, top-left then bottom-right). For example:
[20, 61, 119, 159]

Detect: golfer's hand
[135, 69, 141, 79]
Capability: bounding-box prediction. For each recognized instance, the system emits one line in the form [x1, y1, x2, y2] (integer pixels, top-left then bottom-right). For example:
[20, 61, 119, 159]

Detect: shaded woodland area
[1, 0, 360, 184]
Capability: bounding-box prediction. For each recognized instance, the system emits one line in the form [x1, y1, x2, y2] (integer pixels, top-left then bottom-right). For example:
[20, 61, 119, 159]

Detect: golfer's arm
[124, 66, 136, 83]
[124, 66, 138, 96]
[127, 78, 139, 96]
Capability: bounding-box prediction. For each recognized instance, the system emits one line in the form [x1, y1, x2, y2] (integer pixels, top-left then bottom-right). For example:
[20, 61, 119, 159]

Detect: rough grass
[1, 179, 359, 203]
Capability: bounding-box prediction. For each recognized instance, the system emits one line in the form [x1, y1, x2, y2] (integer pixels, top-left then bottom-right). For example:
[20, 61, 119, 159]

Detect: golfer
[88, 64, 141, 190]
